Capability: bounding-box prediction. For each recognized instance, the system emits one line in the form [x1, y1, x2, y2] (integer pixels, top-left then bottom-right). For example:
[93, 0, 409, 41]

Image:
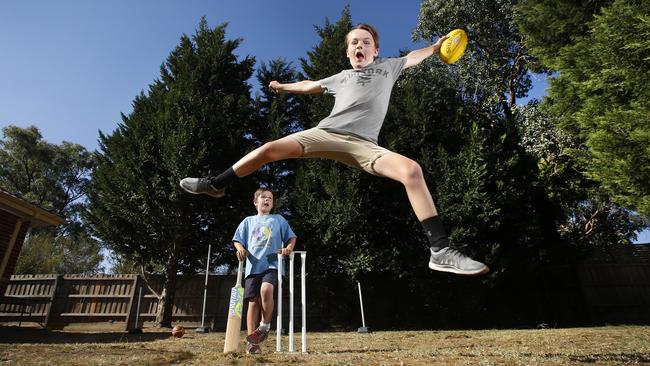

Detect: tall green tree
[0, 125, 101, 274]
[417, 0, 534, 110]
[515, 0, 613, 71]
[516, 102, 647, 249]
[86, 19, 257, 327]
[15, 231, 103, 274]
[0, 126, 93, 221]
[516, 0, 650, 217]
[414, 0, 557, 269]
[289, 4, 523, 324]
[250, 59, 301, 198]
[282, 3, 536, 325]
[387, 63, 502, 254]
[279, 1, 644, 327]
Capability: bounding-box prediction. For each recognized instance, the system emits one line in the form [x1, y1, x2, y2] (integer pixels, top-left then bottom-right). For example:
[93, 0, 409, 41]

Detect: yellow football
[439, 29, 468, 64]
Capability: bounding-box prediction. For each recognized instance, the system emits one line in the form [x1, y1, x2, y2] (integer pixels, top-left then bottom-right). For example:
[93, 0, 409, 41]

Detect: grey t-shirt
[316, 57, 407, 144]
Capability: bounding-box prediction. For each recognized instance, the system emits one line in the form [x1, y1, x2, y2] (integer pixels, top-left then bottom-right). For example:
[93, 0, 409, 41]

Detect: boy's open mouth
[355, 51, 365, 62]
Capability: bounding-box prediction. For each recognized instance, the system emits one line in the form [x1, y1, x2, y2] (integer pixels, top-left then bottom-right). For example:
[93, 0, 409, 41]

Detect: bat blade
[223, 261, 244, 353]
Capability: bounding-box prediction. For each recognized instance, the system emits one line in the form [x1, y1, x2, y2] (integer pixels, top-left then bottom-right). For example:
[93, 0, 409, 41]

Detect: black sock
[209, 167, 237, 189]
[421, 216, 450, 251]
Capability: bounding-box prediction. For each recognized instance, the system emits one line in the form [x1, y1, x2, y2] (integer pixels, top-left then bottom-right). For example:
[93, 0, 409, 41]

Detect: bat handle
[236, 260, 244, 286]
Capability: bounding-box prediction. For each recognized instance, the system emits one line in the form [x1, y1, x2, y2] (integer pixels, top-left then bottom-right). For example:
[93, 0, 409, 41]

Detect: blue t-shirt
[233, 214, 296, 278]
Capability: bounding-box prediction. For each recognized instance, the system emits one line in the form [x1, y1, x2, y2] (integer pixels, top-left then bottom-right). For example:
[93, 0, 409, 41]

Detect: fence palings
[0, 274, 235, 330]
[2, 264, 649, 329]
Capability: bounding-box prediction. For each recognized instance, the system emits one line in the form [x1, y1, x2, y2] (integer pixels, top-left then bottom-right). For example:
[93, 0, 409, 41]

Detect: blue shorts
[244, 269, 278, 301]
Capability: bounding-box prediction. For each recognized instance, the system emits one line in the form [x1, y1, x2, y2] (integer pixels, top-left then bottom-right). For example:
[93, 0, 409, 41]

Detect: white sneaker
[429, 246, 489, 275]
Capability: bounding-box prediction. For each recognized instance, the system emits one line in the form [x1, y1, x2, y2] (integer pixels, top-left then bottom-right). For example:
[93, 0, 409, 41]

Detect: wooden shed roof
[0, 188, 65, 227]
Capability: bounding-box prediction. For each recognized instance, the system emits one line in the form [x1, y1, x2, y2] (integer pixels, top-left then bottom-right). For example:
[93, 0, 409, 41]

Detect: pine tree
[86, 19, 257, 326]
[414, 0, 551, 271]
[516, 103, 647, 250]
[289, 3, 538, 324]
[250, 59, 301, 201]
[515, 0, 614, 71]
[517, 0, 650, 217]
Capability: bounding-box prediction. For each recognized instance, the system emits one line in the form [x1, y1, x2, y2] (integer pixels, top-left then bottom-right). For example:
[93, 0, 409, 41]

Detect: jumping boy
[233, 187, 296, 354]
[183, 24, 488, 276]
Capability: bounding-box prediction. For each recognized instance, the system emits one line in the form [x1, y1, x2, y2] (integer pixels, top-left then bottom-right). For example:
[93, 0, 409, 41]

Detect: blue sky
[1, 1, 646, 243]
[1, 0, 550, 150]
[1, 0, 430, 150]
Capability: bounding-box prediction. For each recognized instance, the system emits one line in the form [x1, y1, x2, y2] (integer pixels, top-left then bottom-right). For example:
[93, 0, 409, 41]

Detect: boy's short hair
[254, 187, 273, 201]
[345, 23, 380, 49]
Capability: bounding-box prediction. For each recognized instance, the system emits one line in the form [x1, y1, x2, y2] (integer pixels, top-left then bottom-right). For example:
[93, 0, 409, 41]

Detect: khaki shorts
[288, 128, 391, 175]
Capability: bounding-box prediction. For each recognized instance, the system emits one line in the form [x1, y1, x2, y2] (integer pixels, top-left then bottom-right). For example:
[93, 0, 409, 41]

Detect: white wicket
[276, 251, 307, 353]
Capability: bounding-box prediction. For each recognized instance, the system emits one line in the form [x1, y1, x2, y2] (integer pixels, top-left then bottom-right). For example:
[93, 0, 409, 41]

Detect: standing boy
[233, 187, 296, 354]
[183, 24, 488, 276]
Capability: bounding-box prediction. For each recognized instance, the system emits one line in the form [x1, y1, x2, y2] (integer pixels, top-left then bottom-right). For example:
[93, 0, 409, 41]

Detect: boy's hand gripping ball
[439, 29, 468, 64]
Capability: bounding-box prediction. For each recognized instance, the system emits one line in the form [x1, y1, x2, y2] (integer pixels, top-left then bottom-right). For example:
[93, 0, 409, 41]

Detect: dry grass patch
[1, 325, 649, 365]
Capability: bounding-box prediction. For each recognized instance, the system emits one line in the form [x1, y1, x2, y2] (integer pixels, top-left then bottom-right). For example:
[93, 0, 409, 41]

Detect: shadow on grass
[326, 348, 403, 354]
[567, 353, 650, 363]
[0, 326, 171, 344]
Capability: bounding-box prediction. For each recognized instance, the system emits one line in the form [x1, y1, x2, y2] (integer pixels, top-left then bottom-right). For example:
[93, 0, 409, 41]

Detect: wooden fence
[1, 263, 649, 330]
[0, 273, 240, 330]
[576, 263, 650, 323]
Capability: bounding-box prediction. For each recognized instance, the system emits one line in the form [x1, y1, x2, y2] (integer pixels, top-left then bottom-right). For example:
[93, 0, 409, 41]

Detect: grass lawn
[1, 325, 649, 365]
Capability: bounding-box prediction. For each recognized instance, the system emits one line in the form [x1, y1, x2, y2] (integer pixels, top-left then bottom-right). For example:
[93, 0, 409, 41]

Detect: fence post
[44, 274, 63, 329]
[124, 275, 139, 331]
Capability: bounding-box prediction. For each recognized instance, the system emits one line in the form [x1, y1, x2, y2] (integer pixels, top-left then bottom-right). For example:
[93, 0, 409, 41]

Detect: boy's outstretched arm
[269, 80, 323, 94]
[404, 35, 449, 69]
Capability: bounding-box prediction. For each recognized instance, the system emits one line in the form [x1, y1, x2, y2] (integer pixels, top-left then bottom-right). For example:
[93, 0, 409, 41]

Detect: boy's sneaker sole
[246, 343, 261, 354]
[428, 261, 490, 276]
[179, 177, 225, 198]
[429, 246, 490, 276]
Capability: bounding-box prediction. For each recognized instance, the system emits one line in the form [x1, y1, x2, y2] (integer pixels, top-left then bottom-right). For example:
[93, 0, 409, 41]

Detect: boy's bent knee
[260, 283, 274, 297]
[257, 141, 290, 161]
[403, 160, 424, 183]
[257, 142, 275, 160]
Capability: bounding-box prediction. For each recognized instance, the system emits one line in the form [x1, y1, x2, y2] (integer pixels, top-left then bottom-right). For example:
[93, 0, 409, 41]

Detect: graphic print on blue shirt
[233, 214, 296, 278]
[251, 225, 272, 249]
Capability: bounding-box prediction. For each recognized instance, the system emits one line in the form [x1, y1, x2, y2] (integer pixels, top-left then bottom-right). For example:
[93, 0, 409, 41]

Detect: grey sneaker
[429, 246, 489, 275]
[179, 177, 225, 198]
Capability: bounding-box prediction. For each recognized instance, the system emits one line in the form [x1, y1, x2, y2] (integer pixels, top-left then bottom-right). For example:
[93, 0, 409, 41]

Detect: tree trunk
[155, 252, 178, 327]
[534, 188, 567, 261]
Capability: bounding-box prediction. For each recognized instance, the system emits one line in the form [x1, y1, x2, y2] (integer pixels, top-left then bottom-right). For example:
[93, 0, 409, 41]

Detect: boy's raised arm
[404, 35, 449, 69]
[269, 80, 324, 95]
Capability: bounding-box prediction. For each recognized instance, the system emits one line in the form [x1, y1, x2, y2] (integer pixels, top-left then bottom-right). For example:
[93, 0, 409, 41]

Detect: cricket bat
[223, 260, 244, 353]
